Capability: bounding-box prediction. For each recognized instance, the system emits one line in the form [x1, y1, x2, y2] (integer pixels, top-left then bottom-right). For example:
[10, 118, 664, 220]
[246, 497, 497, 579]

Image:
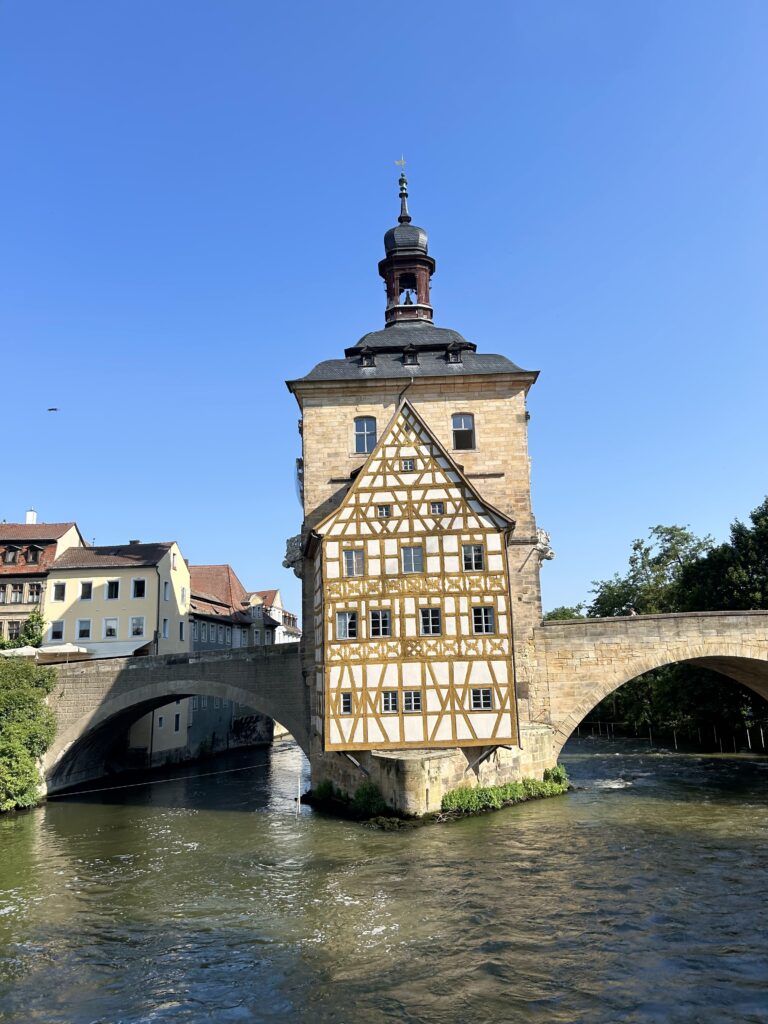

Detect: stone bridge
[41, 611, 768, 799]
[527, 610, 768, 760]
[43, 645, 307, 793]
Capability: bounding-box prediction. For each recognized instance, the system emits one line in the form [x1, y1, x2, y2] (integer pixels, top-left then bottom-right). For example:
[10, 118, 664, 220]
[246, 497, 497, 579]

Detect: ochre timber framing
[311, 400, 519, 751]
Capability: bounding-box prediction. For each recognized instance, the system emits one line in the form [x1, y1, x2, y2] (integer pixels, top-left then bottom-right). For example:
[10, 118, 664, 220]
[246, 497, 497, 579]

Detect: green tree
[543, 605, 585, 621]
[0, 658, 56, 811]
[588, 525, 713, 617]
[0, 609, 46, 650]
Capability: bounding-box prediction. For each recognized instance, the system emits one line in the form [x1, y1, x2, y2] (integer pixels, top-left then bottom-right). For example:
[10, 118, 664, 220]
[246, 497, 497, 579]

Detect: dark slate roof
[383, 222, 428, 255]
[293, 348, 526, 383]
[346, 321, 474, 354]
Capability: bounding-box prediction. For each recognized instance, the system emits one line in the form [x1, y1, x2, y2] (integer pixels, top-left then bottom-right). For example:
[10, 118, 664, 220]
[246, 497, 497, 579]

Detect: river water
[1, 739, 767, 1024]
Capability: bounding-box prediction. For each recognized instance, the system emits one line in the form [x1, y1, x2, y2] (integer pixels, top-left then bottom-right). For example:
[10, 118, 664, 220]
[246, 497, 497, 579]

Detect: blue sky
[1, 1, 766, 618]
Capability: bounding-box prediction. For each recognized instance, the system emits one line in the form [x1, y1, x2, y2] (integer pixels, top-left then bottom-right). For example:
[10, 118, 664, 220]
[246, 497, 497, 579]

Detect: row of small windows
[343, 544, 486, 577]
[353, 413, 476, 454]
[46, 617, 181, 642]
[335, 606, 496, 640]
[46, 579, 183, 603]
[0, 582, 42, 604]
[191, 622, 260, 645]
[2, 545, 42, 565]
[339, 688, 493, 714]
[191, 695, 232, 711]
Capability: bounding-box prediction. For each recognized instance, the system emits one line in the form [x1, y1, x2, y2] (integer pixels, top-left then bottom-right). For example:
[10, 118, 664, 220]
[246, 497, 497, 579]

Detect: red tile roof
[252, 589, 278, 607]
[52, 543, 173, 570]
[0, 522, 78, 541]
[190, 565, 249, 611]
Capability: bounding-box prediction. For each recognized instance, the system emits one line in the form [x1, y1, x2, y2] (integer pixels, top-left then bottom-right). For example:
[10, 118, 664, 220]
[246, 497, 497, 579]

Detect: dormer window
[3, 546, 19, 565]
[403, 345, 419, 366]
[26, 546, 41, 565]
[447, 344, 463, 364]
[360, 347, 375, 368]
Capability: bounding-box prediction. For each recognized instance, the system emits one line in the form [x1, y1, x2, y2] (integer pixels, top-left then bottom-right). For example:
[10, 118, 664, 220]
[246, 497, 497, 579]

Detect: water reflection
[0, 739, 766, 1023]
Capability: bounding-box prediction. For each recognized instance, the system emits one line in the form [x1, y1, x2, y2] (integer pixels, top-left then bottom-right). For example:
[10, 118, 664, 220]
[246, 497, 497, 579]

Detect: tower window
[403, 347, 419, 366]
[452, 413, 475, 450]
[354, 416, 377, 454]
[360, 348, 375, 368]
[447, 346, 462, 364]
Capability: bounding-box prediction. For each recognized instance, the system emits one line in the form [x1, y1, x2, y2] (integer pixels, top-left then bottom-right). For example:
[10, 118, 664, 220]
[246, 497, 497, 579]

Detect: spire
[398, 171, 411, 224]
[380, 163, 436, 326]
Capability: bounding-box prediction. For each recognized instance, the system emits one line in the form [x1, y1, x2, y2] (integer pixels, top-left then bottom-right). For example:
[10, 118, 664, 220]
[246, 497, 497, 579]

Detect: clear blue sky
[2, 1, 766, 618]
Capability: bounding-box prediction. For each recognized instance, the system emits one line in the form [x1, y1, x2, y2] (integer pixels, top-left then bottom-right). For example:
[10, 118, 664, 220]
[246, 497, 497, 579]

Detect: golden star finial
[395, 155, 406, 170]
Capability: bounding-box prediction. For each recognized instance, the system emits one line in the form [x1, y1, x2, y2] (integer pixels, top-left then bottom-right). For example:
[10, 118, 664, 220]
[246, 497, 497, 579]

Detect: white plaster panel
[459, 597, 468, 613]
[384, 540, 397, 555]
[432, 662, 450, 685]
[351, 665, 363, 687]
[402, 662, 421, 685]
[368, 559, 381, 576]
[329, 721, 341, 745]
[368, 721, 384, 744]
[443, 535, 458, 553]
[383, 663, 399, 686]
[425, 536, 440, 554]
[486, 534, 502, 551]
[405, 619, 416, 637]
[453, 661, 468, 685]
[435, 718, 453, 741]
[326, 542, 339, 558]
[444, 556, 459, 573]
[445, 616, 457, 637]
[427, 556, 440, 574]
[491, 660, 508, 683]
[385, 558, 398, 574]
[471, 713, 497, 738]
[404, 598, 415, 614]
[404, 718, 424, 743]
[455, 718, 473, 741]
[487, 554, 503, 572]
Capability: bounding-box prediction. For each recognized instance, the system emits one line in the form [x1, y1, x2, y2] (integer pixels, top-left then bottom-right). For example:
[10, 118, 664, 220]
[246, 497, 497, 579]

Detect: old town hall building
[288, 173, 552, 787]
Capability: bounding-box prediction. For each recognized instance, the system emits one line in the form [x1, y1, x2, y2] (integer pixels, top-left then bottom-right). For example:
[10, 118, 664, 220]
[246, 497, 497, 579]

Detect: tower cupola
[378, 171, 436, 326]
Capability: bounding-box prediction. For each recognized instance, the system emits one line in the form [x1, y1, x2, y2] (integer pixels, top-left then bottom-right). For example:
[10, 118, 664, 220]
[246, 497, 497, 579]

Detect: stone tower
[286, 174, 553, 812]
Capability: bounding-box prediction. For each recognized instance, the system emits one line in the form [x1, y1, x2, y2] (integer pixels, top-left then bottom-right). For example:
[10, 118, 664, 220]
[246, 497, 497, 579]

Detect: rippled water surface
[1, 738, 767, 1023]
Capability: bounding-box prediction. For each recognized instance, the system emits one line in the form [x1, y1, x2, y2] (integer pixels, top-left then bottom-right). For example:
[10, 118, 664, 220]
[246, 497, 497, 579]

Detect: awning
[0, 645, 38, 658]
[81, 639, 152, 659]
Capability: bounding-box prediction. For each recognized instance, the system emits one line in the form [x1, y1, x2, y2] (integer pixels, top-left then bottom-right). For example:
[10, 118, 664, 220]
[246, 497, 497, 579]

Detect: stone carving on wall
[283, 535, 303, 579]
[535, 528, 555, 562]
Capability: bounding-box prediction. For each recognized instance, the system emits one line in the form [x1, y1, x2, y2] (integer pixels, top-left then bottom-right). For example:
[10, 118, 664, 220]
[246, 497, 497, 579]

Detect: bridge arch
[44, 646, 309, 793]
[550, 642, 768, 759]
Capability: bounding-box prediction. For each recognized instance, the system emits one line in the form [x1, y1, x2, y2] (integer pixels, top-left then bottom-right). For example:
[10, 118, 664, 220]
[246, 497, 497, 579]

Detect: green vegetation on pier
[0, 658, 56, 812]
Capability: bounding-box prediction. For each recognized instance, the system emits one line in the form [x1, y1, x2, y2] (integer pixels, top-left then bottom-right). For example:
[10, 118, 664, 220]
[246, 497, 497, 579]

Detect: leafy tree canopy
[0, 658, 56, 812]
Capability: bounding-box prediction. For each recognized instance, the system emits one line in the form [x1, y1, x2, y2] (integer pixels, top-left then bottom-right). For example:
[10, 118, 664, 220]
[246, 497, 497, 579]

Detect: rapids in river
[1, 738, 767, 1023]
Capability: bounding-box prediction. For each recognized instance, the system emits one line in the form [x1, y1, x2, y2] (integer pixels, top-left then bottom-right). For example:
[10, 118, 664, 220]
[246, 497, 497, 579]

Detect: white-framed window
[174, 713, 181, 733]
[192, 621, 198, 640]
[471, 688, 493, 710]
[341, 693, 352, 714]
[132, 578, 146, 599]
[452, 412, 475, 450]
[52, 582, 66, 601]
[181, 587, 187, 606]
[80, 581, 92, 600]
[382, 691, 398, 713]
[214, 697, 220, 709]
[241, 629, 248, 644]
[403, 690, 422, 713]
[463, 544, 485, 571]
[179, 621, 185, 641]
[157, 715, 164, 729]
[3, 547, 18, 564]
[401, 458, 415, 472]
[430, 501, 445, 515]
[0, 584, 6, 604]
[28, 583, 42, 603]
[130, 616, 145, 637]
[10, 584, 23, 604]
[106, 580, 119, 600]
[354, 416, 377, 454]
[336, 611, 357, 640]
[472, 607, 495, 634]
[266, 630, 273, 644]
[49, 621, 64, 641]
[192, 696, 199, 710]
[163, 581, 170, 601]
[26, 546, 40, 565]
[103, 617, 118, 639]
[162, 618, 169, 639]
[370, 609, 391, 638]
[76, 619, 91, 640]
[201, 622, 208, 641]
[218, 626, 224, 643]
[201, 695, 208, 709]
[172, 551, 177, 570]
[402, 546, 423, 573]
[225, 626, 231, 643]
[343, 549, 364, 577]
[254, 629, 260, 644]
[377, 504, 391, 518]
[420, 608, 442, 636]
[7, 621, 20, 640]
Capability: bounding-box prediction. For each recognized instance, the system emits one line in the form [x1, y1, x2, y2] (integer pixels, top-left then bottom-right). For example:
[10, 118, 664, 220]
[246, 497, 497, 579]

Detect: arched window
[452, 412, 475, 450]
[354, 416, 377, 454]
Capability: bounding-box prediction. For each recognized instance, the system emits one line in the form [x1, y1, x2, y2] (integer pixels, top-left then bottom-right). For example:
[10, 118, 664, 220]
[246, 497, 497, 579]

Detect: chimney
[26, 508, 37, 525]
[129, 539, 141, 545]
